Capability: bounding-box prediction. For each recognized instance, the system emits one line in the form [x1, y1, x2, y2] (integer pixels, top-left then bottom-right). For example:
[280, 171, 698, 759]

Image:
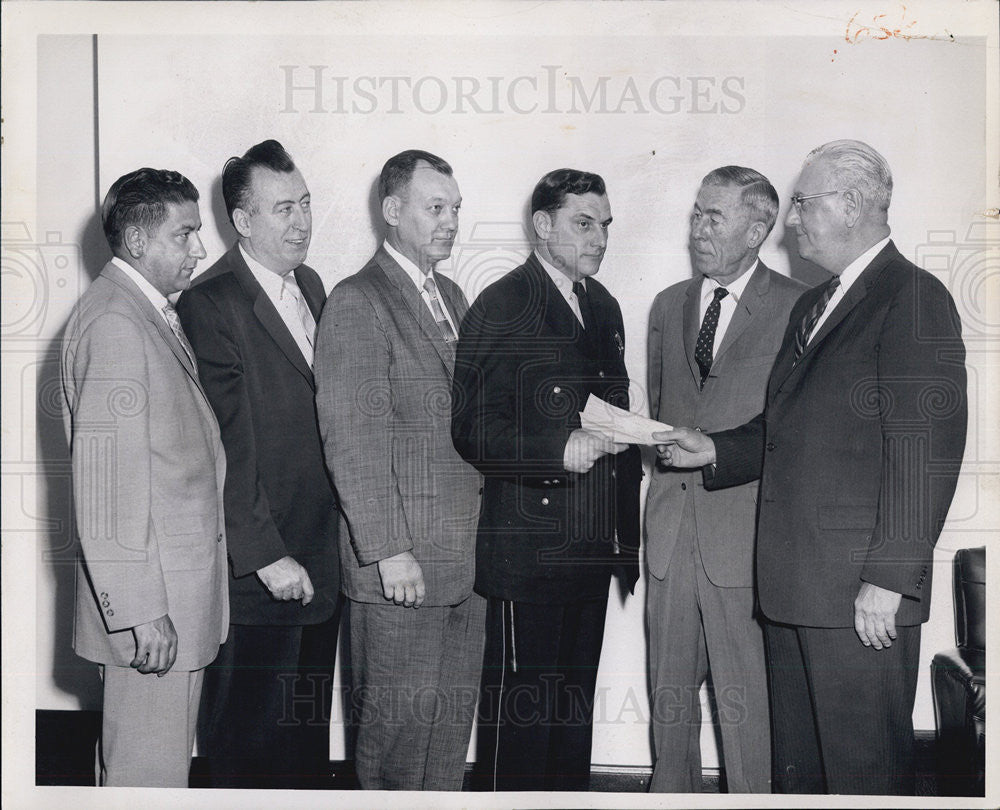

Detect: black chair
[930, 546, 985, 796]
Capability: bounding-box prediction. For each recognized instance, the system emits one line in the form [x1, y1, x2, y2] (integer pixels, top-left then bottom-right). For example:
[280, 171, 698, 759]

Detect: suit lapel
[102, 263, 213, 408]
[681, 277, 703, 386]
[713, 262, 769, 366]
[771, 242, 897, 393]
[228, 248, 315, 386]
[524, 254, 586, 345]
[374, 248, 455, 372]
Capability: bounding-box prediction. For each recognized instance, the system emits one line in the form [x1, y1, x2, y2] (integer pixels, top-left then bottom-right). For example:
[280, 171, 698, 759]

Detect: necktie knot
[713, 287, 729, 302]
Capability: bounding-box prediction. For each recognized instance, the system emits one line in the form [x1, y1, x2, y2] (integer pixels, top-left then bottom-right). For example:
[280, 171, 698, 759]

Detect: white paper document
[579, 393, 673, 445]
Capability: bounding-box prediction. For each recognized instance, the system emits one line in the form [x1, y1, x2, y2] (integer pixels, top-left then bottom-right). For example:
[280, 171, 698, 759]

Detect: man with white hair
[656, 140, 967, 794]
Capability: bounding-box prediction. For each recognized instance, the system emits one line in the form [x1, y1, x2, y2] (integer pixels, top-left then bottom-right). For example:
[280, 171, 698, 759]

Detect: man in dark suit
[61, 168, 228, 786]
[657, 140, 967, 794]
[315, 150, 484, 790]
[176, 140, 341, 789]
[645, 166, 806, 793]
[451, 168, 641, 791]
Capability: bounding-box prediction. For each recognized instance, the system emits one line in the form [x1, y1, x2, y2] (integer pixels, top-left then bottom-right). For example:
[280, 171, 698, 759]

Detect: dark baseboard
[34, 710, 972, 795]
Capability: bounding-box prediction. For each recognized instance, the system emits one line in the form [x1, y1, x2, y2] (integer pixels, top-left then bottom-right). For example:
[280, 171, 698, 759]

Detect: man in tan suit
[644, 166, 805, 792]
[315, 150, 484, 790]
[61, 168, 228, 787]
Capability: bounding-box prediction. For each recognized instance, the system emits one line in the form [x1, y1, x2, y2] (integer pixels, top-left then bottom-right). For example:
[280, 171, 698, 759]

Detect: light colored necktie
[281, 272, 316, 366]
[161, 303, 195, 366]
[423, 274, 458, 343]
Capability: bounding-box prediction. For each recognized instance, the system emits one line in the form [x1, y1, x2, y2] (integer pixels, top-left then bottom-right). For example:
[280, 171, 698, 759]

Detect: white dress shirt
[240, 245, 315, 364]
[806, 236, 890, 346]
[697, 259, 758, 361]
[535, 250, 586, 326]
[383, 240, 459, 335]
[111, 256, 171, 325]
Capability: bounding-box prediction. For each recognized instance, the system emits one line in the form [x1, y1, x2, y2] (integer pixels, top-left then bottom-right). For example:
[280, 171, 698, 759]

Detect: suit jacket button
[100, 592, 108, 599]
[541, 497, 550, 506]
[766, 442, 776, 451]
[598, 370, 605, 378]
[106, 609, 114, 617]
[543, 479, 551, 485]
[680, 483, 687, 490]
[553, 386, 561, 394]
[552, 478, 560, 484]
[217, 533, 223, 543]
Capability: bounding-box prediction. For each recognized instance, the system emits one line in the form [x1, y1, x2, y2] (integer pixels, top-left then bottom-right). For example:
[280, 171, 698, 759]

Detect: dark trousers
[476, 595, 608, 791]
[764, 620, 921, 795]
[197, 604, 342, 789]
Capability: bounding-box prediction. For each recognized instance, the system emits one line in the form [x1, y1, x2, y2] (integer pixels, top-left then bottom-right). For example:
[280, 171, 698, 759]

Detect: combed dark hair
[378, 149, 453, 202]
[531, 169, 606, 216]
[101, 168, 199, 251]
[701, 165, 780, 236]
[221, 139, 297, 223]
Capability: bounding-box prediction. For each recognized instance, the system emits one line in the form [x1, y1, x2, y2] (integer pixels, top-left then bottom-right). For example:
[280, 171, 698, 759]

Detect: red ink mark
[844, 4, 951, 45]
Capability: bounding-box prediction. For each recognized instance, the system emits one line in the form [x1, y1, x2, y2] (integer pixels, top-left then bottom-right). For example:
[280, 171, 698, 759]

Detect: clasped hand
[563, 428, 628, 474]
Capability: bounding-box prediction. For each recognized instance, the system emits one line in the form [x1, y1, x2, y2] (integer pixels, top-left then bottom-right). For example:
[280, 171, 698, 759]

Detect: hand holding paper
[579, 393, 673, 446]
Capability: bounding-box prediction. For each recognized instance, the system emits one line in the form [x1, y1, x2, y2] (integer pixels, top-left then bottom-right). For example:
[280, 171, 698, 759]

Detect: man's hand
[257, 555, 315, 606]
[563, 428, 628, 474]
[854, 582, 903, 650]
[377, 550, 425, 608]
[652, 428, 717, 469]
[131, 614, 178, 676]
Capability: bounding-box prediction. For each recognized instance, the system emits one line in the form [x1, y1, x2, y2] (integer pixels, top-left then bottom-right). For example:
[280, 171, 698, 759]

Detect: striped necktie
[794, 276, 841, 359]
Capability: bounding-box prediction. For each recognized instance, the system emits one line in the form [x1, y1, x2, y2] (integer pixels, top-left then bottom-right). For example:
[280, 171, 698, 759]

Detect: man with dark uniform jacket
[452, 168, 641, 791]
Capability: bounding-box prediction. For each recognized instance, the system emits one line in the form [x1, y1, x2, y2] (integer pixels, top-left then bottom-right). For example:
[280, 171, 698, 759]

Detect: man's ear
[842, 188, 863, 228]
[532, 210, 552, 241]
[123, 225, 145, 259]
[746, 220, 767, 250]
[382, 195, 400, 227]
[232, 207, 252, 239]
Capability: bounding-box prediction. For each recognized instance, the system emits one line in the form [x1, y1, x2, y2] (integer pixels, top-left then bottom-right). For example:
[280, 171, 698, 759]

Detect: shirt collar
[383, 240, 430, 291]
[534, 249, 583, 297]
[836, 236, 891, 295]
[701, 258, 758, 304]
[240, 243, 290, 299]
[111, 256, 169, 312]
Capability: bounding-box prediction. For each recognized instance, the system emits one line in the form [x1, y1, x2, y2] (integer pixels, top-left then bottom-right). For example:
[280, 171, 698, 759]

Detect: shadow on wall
[35, 211, 109, 710]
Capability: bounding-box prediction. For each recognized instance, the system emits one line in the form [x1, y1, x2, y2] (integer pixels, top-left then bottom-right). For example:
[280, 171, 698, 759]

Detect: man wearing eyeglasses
[655, 140, 967, 795]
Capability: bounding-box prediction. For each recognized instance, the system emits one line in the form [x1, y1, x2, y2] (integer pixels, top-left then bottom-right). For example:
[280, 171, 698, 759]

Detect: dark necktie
[423, 274, 457, 343]
[572, 281, 598, 353]
[794, 276, 841, 359]
[694, 287, 728, 388]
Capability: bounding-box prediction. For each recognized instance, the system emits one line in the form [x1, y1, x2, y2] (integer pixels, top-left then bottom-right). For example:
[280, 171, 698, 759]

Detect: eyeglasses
[790, 190, 840, 212]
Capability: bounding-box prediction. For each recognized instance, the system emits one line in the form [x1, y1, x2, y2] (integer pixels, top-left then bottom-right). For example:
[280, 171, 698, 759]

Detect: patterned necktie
[281, 272, 316, 366]
[161, 303, 195, 366]
[794, 276, 841, 360]
[694, 287, 729, 388]
[423, 274, 457, 343]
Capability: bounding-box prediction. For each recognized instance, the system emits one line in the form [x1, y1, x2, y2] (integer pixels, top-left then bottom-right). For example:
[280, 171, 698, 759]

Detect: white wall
[19, 1, 998, 777]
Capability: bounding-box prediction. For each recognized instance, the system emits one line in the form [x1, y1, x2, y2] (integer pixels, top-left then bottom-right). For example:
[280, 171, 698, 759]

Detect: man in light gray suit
[315, 149, 484, 790]
[644, 166, 805, 793]
[61, 168, 228, 786]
